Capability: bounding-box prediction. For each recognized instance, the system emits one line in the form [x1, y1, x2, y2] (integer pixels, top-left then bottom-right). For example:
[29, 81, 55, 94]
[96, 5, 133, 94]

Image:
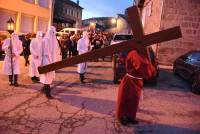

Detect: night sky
[71, 0, 134, 19]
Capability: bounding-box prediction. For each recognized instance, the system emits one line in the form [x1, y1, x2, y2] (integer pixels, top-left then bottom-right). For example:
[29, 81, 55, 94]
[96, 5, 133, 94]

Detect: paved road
[0, 57, 199, 134]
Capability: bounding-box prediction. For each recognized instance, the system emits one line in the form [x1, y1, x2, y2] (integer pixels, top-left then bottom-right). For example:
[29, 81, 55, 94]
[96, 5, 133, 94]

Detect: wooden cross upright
[38, 6, 182, 74]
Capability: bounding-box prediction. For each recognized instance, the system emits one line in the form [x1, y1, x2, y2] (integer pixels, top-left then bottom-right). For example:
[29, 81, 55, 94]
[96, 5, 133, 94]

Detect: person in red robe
[116, 49, 156, 125]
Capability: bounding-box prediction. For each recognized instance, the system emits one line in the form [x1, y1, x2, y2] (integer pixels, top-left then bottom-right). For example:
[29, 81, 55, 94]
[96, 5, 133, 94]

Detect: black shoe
[31, 77, 36, 82]
[119, 116, 129, 126]
[46, 94, 54, 99]
[14, 82, 19, 87]
[10, 82, 14, 86]
[9, 75, 13, 86]
[127, 118, 139, 125]
[81, 80, 85, 84]
[41, 86, 45, 93]
[35, 77, 40, 82]
[45, 85, 54, 99]
[14, 75, 19, 87]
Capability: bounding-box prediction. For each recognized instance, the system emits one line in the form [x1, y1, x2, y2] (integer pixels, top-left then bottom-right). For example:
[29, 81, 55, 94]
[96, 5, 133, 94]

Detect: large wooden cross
[38, 6, 182, 74]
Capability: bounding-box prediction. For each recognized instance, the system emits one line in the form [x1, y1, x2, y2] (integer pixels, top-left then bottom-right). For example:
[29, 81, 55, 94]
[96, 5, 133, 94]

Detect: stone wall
[158, 0, 200, 66]
[141, 0, 200, 66]
[141, 0, 164, 56]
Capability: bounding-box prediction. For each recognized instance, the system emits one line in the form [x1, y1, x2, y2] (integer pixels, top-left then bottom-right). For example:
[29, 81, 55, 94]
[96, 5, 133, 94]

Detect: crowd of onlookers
[0, 31, 114, 63]
[58, 31, 114, 60]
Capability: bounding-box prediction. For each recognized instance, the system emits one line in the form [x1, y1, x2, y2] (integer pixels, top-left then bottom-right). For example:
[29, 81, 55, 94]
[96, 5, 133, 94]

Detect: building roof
[83, 17, 113, 22]
[117, 14, 127, 20]
[64, 0, 83, 9]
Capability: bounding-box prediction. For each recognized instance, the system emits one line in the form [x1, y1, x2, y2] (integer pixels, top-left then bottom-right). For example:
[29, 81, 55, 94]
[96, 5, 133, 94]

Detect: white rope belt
[126, 73, 143, 80]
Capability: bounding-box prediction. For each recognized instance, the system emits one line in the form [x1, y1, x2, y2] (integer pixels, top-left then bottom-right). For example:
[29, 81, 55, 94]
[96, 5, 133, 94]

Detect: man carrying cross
[116, 49, 156, 125]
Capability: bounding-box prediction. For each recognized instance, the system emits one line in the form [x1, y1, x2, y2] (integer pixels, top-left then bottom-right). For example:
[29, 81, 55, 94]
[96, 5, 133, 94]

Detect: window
[38, 0, 49, 8]
[0, 9, 17, 31]
[67, 9, 70, 15]
[21, 14, 34, 33]
[37, 17, 48, 33]
[73, 11, 76, 17]
[71, 10, 73, 16]
[77, 12, 79, 18]
[24, 0, 34, 3]
[188, 52, 200, 60]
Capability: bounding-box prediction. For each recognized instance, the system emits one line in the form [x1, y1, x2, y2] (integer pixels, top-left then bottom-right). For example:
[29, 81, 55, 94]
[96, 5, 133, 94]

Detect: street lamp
[111, 18, 117, 33]
[89, 22, 96, 32]
[7, 17, 15, 34]
[7, 17, 15, 85]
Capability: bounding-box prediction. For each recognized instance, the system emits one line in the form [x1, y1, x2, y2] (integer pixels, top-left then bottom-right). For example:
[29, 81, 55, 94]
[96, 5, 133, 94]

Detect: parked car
[56, 28, 82, 36]
[173, 51, 200, 94]
[111, 33, 133, 45]
[112, 46, 159, 85]
[0, 34, 7, 57]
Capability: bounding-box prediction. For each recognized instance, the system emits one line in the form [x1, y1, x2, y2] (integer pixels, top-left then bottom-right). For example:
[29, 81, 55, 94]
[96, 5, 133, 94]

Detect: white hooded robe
[2, 33, 23, 75]
[29, 31, 43, 77]
[77, 31, 89, 74]
[39, 26, 61, 84]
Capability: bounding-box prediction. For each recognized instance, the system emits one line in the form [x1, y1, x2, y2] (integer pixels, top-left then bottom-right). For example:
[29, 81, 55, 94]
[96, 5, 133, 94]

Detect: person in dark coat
[23, 35, 31, 66]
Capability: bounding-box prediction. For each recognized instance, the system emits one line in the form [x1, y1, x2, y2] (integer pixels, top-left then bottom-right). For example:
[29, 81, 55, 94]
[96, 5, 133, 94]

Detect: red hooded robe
[117, 50, 155, 120]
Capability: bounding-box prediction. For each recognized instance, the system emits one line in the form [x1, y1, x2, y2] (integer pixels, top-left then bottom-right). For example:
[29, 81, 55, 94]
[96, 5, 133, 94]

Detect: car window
[188, 52, 200, 60]
[149, 50, 155, 61]
[114, 35, 133, 41]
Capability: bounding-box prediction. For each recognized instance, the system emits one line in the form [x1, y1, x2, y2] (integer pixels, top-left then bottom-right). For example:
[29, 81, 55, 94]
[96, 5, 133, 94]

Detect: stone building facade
[0, 0, 53, 34]
[136, 0, 200, 66]
[82, 15, 131, 33]
[53, 0, 83, 31]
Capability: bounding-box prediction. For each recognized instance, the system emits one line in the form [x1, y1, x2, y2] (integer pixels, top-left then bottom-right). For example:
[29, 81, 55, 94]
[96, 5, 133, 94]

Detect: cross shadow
[56, 70, 102, 76]
[52, 80, 114, 90]
[145, 69, 191, 92]
[88, 65, 112, 69]
[55, 94, 116, 115]
[20, 82, 81, 95]
[134, 120, 200, 134]
[138, 109, 164, 116]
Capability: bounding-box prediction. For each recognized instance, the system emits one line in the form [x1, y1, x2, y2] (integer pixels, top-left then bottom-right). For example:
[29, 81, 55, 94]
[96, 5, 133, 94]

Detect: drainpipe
[156, 0, 165, 58]
[49, 0, 55, 28]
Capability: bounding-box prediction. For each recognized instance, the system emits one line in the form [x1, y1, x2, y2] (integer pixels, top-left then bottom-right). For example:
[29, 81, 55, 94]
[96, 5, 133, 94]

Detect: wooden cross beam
[38, 6, 182, 74]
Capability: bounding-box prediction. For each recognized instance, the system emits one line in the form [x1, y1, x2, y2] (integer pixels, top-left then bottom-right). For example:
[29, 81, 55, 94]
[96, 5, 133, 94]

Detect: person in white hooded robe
[40, 26, 61, 99]
[77, 31, 90, 83]
[29, 31, 43, 82]
[2, 32, 23, 86]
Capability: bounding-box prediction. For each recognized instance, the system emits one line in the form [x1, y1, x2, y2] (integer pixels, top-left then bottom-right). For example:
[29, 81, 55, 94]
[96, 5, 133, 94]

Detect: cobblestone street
[0, 57, 200, 134]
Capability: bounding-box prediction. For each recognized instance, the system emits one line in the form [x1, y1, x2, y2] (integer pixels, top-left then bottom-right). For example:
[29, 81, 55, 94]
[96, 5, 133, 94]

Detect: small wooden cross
[38, 6, 182, 74]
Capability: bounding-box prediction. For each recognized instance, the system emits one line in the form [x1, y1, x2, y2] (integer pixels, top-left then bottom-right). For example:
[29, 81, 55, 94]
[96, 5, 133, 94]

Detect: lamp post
[89, 22, 96, 33]
[7, 17, 15, 84]
[111, 18, 117, 33]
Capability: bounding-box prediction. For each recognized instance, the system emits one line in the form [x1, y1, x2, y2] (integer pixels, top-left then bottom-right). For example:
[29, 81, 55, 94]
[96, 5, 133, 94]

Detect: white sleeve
[2, 39, 10, 51]
[30, 40, 37, 56]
